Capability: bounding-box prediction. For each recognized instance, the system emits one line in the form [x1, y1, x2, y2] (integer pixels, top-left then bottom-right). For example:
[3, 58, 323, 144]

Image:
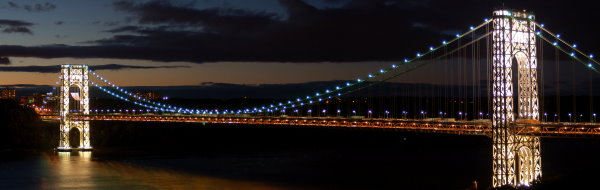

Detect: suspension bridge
[37, 9, 600, 187]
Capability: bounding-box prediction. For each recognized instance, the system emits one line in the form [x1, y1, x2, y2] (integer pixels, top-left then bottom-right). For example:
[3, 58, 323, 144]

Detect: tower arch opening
[516, 146, 534, 185]
[69, 127, 81, 148]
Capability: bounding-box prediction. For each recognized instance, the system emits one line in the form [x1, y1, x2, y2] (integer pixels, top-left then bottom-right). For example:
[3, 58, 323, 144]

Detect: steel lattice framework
[58, 64, 92, 151]
[492, 10, 541, 187]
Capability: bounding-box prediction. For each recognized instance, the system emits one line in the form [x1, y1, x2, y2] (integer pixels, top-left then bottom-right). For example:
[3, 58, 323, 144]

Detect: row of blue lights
[89, 70, 209, 114]
[91, 77, 279, 115]
[89, 70, 176, 108]
[90, 80, 179, 113]
[534, 22, 599, 72]
[232, 19, 493, 114]
[79, 18, 598, 119]
[87, 19, 492, 115]
[89, 80, 209, 114]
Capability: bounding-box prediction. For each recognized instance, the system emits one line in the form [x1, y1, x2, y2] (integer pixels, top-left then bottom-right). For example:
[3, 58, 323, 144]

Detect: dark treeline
[0, 99, 50, 151]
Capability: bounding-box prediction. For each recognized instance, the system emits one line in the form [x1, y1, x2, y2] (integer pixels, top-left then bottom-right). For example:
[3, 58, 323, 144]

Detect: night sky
[0, 0, 599, 86]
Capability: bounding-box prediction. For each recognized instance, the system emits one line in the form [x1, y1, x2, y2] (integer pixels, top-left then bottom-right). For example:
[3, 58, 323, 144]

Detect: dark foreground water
[2, 123, 600, 189]
[1, 151, 317, 190]
[0, 147, 487, 190]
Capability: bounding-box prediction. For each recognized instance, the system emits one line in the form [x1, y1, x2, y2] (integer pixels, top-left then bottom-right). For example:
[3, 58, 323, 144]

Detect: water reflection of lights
[54, 151, 94, 189]
[45, 152, 302, 189]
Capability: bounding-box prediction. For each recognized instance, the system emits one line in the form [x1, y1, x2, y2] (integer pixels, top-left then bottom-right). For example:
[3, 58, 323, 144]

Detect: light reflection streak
[42, 151, 304, 189]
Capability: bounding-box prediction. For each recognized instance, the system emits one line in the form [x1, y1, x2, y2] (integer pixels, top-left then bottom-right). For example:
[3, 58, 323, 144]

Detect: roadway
[39, 114, 600, 137]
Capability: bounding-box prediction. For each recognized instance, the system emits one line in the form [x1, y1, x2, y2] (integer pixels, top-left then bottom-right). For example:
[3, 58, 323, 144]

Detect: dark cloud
[0, 0, 599, 63]
[113, 1, 279, 29]
[25, 2, 56, 12]
[7, 2, 18, 9]
[103, 25, 140, 33]
[0, 44, 207, 62]
[0, 19, 33, 34]
[2, 26, 32, 34]
[7, 2, 56, 12]
[6, 2, 56, 12]
[96, 0, 461, 62]
[92, 21, 121, 26]
[3, 0, 434, 62]
[0, 64, 188, 73]
[55, 21, 64, 25]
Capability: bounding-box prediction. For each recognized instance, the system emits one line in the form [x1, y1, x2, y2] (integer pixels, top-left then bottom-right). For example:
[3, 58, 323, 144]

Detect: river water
[2, 130, 600, 189]
[1, 151, 318, 190]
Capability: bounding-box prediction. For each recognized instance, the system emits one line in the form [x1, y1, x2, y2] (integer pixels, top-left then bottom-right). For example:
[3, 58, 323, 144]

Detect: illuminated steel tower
[491, 10, 541, 187]
[58, 64, 92, 151]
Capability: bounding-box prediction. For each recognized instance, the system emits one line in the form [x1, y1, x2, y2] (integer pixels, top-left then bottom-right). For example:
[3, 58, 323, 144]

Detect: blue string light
[88, 18, 493, 115]
[89, 75, 193, 114]
[535, 21, 599, 72]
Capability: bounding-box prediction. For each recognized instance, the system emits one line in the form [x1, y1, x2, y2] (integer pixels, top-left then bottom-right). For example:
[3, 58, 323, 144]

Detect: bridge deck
[40, 115, 600, 137]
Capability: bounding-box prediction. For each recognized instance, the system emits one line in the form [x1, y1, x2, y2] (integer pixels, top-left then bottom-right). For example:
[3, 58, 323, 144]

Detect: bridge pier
[58, 64, 92, 151]
[491, 10, 541, 187]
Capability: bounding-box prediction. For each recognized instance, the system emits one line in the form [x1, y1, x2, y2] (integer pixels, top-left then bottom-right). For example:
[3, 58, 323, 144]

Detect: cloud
[0, 64, 189, 73]
[7, 2, 18, 9]
[0, 19, 33, 34]
[25, 2, 56, 12]
[100, 0, 447, 62]
[92, 21, 121, 26]
[0, 0, 498, 63]
[55, 21, 64, 25]
[113, 1, 279, 27]
[7, 2, 56, 12]
[0, 44, 207, 62]
[103, 25, 140, 33]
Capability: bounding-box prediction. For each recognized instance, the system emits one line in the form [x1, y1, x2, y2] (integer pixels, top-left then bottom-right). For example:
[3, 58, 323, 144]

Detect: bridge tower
[58, 64, 92, 151]
[491, 10, 541, 187]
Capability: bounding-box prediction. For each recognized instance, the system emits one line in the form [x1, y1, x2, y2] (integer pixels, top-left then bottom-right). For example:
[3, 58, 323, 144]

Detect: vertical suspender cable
[556, 48, 560, 121]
